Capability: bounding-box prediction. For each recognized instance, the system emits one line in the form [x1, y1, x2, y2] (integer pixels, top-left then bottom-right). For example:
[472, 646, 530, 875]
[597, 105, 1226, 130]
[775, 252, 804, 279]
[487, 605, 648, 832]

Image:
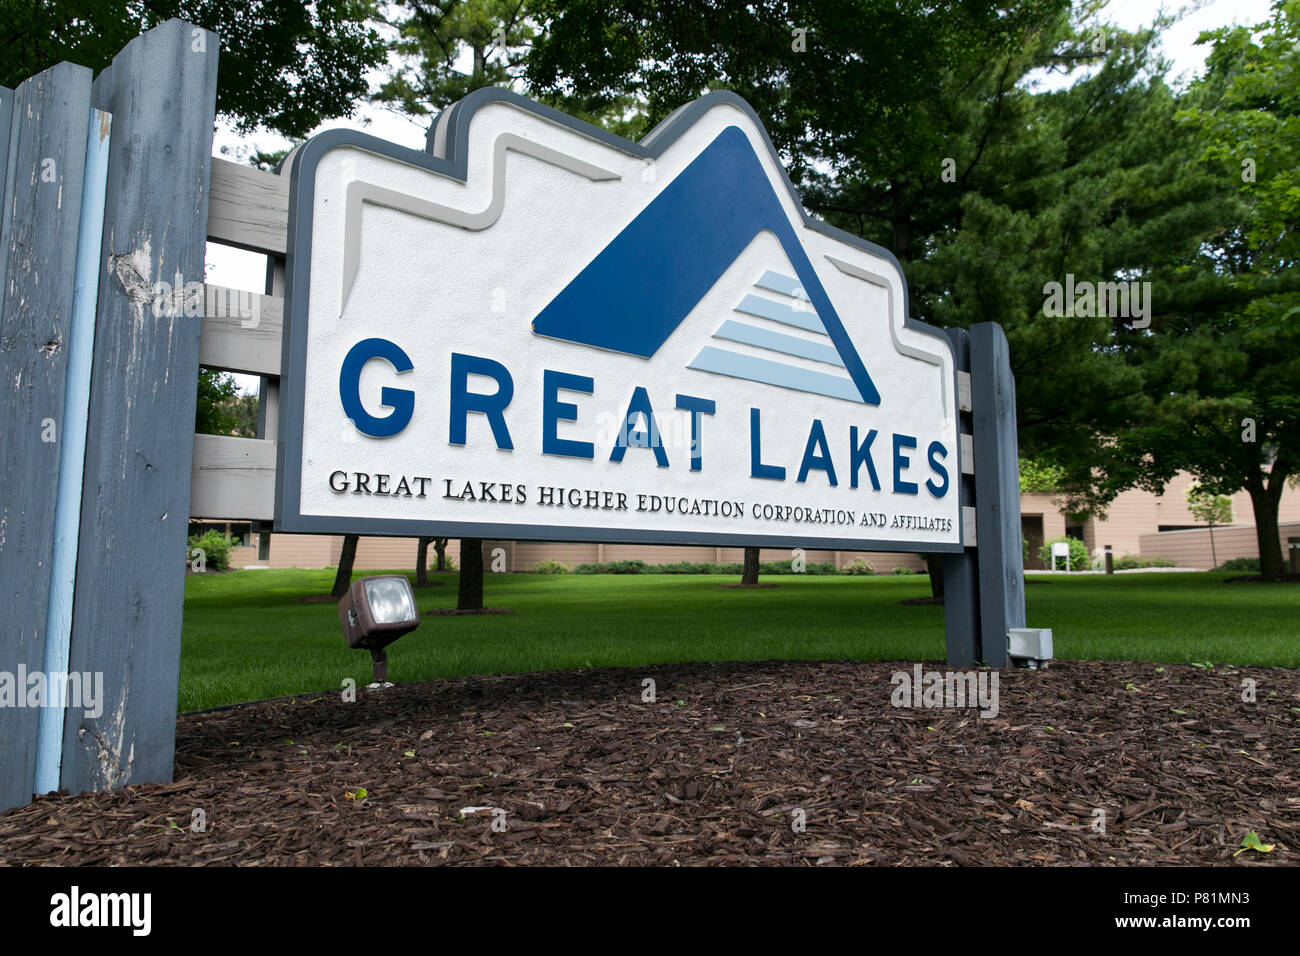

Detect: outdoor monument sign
[277, 91, 965, 554]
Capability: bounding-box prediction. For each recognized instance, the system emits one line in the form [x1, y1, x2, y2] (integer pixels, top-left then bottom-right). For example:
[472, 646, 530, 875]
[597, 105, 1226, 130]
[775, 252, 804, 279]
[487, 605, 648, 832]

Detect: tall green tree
[1104, 0, 1300, 579]
[1, 0, 387, 137]
[194, 369, 239, 435]
[373, 0, 536, 120]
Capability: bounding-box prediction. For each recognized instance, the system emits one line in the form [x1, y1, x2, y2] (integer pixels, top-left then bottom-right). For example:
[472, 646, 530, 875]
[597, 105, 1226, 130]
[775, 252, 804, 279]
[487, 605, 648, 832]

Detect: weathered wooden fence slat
[61, 20, 219, 796]
[0, 62, 96, 813]
[0, 85, 16, 326]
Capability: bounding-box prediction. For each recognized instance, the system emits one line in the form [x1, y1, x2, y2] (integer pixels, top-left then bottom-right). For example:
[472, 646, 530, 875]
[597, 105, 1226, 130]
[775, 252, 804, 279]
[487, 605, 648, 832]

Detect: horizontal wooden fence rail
[207, 157, 289, 255]
[956, 370, 972, 414]
[191, 434, 277, 520]
[199, 283, 283, 376]
[199, 157, 288, 519]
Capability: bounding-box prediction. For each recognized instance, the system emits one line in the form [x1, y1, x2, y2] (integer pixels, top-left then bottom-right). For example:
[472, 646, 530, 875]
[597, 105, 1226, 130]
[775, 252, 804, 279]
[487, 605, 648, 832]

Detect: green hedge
[531, 559, 571, 574]
[1215, 557, 1260, 573]
[572, 560, 845, 575]
[1112, 553, 1176, 570]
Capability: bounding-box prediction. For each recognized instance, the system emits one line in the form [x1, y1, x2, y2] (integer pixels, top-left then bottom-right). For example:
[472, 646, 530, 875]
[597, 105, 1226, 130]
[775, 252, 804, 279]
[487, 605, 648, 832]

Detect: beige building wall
[1152, 472, 1300, 527]
[234, 534, 332, 569]
[1139, 521, 1300, 570]
[1085, 486, 1159, 557]
[349, 536, 418, 570]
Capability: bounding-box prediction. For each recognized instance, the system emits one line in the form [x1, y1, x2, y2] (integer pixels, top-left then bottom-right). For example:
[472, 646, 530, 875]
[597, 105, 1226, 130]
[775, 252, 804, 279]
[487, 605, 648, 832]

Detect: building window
[258, 533, 270, 561]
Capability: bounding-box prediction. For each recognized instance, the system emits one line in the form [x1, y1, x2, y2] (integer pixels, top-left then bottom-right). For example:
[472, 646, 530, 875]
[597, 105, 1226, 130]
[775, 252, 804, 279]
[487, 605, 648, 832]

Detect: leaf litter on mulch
[1, 659, 1296, 866]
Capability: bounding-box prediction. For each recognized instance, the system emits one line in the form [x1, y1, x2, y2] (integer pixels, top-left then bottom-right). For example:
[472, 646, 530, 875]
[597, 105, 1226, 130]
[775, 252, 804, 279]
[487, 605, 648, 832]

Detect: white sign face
[277, 91, 962, 551]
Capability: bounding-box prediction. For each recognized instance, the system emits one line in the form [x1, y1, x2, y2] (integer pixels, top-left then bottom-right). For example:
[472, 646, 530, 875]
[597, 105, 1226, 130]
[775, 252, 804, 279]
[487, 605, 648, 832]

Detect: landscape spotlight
[338, 575, 420, 686]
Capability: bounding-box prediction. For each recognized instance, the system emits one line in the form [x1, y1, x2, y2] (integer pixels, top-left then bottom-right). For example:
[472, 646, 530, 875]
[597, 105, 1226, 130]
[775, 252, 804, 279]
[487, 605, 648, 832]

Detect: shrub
[891, 567, 917, 575]
[573, 560, 647, 574]
[573, 559, 839, 575]
[657, 561, 716, 574]
[531, 559, 571, 574]
[1037, 536, 1089, 571]
[761, 560, 838, 575]
[186, 529, 233, 572]
[1112, 553, 1176, 570]
[606, 560, 647, 574]
[1216, 556, 1260, 573]
[840, 557, 874, 575]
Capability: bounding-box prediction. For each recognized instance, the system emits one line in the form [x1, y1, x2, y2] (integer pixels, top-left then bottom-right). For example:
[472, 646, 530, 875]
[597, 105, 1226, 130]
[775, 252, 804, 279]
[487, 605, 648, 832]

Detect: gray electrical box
[1007, 628, 1054, 665]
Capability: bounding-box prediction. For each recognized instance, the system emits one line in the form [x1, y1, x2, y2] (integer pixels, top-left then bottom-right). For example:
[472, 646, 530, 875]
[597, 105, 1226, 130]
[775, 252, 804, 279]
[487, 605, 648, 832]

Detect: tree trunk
[741, 546, 760, 586]
[1207, 523, 1218, 570]
[434, 537, 448, 571]
[331, 535, 358, 598]
[458, 538, 484, 610]
[416, 536, 431, 586]
[1247, 479, 1286, 579]
[924, 554, 945, 601]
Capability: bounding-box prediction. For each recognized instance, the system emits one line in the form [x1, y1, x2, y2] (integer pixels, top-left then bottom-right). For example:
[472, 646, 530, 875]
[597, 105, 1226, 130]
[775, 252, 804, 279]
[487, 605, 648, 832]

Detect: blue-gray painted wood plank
[942, 327, 979, 667]
[969, 322, 1026, 667]
[62, 20, 219, 795]
[0, 86, 14, 327]
[0, 63, 94, 812]
[35, 107, 114, 798]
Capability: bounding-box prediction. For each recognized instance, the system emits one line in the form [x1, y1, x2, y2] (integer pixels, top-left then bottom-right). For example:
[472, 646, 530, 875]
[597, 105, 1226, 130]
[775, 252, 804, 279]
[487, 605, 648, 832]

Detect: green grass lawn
[178, 568, 1300, 712]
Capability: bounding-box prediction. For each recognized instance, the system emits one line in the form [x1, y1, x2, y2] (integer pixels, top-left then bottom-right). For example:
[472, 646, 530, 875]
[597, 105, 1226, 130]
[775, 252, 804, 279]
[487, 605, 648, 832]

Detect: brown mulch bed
[716, 583, 780, 589]
[1, 659, 1296, 866]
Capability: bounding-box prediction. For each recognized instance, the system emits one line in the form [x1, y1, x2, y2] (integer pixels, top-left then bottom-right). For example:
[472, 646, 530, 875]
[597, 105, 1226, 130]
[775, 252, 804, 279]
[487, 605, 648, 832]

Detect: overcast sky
[208, 0, 1278, 394]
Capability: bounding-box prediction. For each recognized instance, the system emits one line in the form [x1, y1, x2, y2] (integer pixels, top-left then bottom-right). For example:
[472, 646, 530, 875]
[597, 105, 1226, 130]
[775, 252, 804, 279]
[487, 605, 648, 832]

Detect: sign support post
[968, 322, 1026, 667]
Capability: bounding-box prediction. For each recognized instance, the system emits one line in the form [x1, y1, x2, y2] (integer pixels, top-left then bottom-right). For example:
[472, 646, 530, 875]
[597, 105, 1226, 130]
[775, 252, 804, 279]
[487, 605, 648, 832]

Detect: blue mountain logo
[530, 126, 881, 405]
